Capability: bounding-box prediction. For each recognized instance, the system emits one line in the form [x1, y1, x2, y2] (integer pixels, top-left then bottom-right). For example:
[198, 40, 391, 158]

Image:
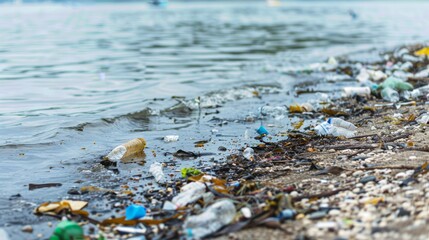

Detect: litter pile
[22, 44, 429, 240]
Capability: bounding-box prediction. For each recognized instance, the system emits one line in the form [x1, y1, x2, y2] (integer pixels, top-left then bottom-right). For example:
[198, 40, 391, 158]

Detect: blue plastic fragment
[228, 181, 240, 187]
[277, 209, 296, 220]
[125, 205, 147, 220]
[256, 125, 269, 135]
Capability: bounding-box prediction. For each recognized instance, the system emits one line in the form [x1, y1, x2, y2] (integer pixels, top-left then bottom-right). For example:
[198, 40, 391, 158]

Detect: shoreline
[4, 44, 429, 239]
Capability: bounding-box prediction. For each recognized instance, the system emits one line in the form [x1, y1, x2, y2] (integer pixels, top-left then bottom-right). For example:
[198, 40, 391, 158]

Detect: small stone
[316, 221, 338, 230]
[329, 209, 341, 216]
[352, 170, 364, 177]
[241, 207, 252, 218]
[47, 222, 52, 227]
[218, 146, 227, 151]
[396, 207, 411, 217]
[360, 175, 376, 184]
[67, 189, 80, 195]
[395, 172, 406, 179]
[21, 225, 33, 233]
[290, 191, 299, 198]
[308, 211, 327, 220]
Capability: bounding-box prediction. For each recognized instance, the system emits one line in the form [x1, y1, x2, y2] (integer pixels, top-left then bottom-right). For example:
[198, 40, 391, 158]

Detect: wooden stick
[292, 187, 350, 201]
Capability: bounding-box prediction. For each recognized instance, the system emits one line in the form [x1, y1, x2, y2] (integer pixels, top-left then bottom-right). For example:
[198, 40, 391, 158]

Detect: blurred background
[0, 0, 428, 232]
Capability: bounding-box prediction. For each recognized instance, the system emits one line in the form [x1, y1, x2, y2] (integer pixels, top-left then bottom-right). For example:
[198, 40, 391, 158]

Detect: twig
[382, 133, 412, 142]
[356, 165, 416, 171]
[347, 149, 367, 158]
[292, 187, 351, 201]
[317, 143, 380, 150]
[403, 147, 429, 153]
[348, 134, 378, 139]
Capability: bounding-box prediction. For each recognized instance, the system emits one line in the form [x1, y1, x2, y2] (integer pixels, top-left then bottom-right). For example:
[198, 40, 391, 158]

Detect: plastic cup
[125, 205, 147, 220]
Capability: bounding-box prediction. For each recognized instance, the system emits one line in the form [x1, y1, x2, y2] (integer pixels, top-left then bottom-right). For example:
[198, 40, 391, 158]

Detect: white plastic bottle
[184, 199, 236, 239]
[149, 162, 165, 183]
[328, 118, 357, 130]
[315, 118, 356, 138]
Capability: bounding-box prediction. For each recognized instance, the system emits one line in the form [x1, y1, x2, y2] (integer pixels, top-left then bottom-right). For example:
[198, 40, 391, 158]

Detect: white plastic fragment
[164, 135, 179, 142]
[149, 162, 166, 183]
[342, 87, 371, 97]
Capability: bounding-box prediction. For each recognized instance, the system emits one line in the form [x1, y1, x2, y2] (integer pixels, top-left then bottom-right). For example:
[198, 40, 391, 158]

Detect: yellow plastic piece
[289, 104, 303, 113]
[414, 47, 429, 56]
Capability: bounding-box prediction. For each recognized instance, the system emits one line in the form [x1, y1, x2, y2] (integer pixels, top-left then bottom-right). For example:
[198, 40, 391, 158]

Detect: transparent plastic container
[105, 138, 146, 161]
[184, 199, 236, 239]
[171, 182, 206, 208]
[381, 87, 400, 102]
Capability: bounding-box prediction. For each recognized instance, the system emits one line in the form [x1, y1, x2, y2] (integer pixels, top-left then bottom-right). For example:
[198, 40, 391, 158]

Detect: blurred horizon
[0, 0, 423, 4]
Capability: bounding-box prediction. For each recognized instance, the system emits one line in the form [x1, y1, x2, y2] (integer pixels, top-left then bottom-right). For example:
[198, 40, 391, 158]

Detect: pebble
[329, 209, 341, 216]
[21, 225, 33, 233]
[396, 207, 411, 217]
[360, 175, 376, 184]
[308, 211, 327, 220]
[290, 191, 299, 198]
[67, 189, 80, 195]
[358, 211, 375, 222]
[395, 172, 407, 179]
[241, 207, 252, 218]
[315, 221, 338, 230]
[353, 170, 364, 177]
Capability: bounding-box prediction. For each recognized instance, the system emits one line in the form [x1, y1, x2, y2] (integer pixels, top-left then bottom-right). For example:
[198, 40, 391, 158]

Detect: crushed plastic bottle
[164, 135, 179, 142]
[184, 199, 236, 239]
[105, 138, 146, 161]
[380, 77, 413, 91]
[149, 162, 166, 184]
[381, 87, 400, 102]
[342, 87, 371, 97]
[406, 85, 429, 100]
[315, 118, 357, 138]
[169, 182, 207, 209]
[356, 68, 386, 82]
[243, 147, 255, 160]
